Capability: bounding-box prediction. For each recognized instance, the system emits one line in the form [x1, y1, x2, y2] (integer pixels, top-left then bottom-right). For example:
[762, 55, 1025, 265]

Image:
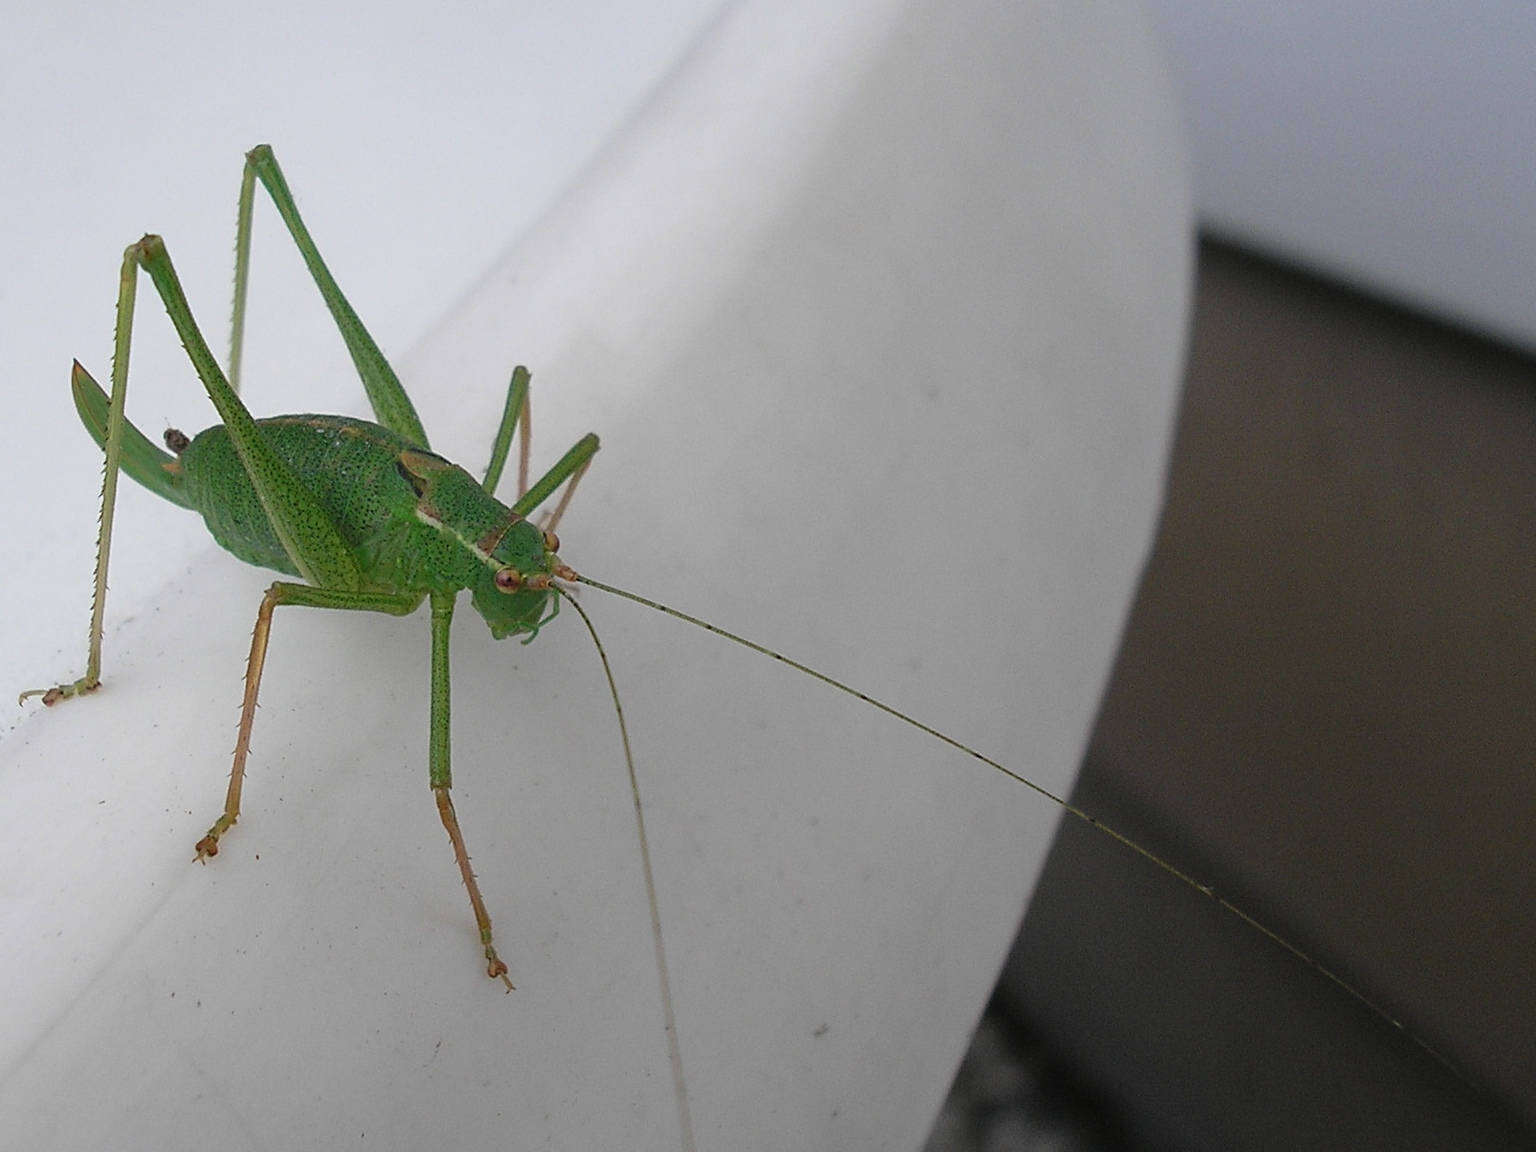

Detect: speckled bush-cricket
[22, 148, 1449, 1132]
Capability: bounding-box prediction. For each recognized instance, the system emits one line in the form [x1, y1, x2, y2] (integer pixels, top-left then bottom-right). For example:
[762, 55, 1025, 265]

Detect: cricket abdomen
[180, 414, 496, 594]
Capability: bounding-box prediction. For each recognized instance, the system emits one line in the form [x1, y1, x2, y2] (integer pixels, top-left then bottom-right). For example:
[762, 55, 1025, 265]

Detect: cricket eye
[542, 530, 560, 552]
[494, 567, 523, 593]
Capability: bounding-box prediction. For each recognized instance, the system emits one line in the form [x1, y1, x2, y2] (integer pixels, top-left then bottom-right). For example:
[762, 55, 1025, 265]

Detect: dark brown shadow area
[1000, 239, 1535, 1152]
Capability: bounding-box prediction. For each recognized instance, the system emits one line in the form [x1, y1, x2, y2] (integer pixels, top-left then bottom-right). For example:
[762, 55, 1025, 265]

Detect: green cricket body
[39, 143, 606, 999]
[177, 414, 561, 640]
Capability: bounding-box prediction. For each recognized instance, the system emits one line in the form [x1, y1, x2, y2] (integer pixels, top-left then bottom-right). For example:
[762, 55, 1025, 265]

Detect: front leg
[426, 590, 514, 990]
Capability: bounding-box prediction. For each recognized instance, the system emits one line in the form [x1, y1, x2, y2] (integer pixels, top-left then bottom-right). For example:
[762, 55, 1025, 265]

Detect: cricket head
[470, 517, 571, 641]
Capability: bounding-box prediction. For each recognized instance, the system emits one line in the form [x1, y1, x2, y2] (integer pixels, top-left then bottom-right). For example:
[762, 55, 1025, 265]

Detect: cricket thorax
[391, 447, 561, 638]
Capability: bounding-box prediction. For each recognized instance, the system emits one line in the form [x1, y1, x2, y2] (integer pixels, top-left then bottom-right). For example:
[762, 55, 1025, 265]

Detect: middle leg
[195, 582, 421, 859]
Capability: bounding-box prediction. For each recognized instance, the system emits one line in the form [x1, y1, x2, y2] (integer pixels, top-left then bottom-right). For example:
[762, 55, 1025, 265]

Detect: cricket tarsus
[194, 823, 230, 860]
[18, 678, 98, 707]
[437, 787, 515, 991]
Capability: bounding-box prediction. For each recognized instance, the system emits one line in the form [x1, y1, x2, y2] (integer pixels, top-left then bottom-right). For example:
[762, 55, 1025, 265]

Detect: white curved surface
[0, 2, 1190, 1149]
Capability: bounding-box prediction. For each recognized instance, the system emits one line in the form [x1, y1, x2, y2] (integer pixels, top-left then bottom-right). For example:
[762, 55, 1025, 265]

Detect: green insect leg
[426, 591, 514, 989]
[512, 431, 601, 535]
[195, 582, 419, 858]
[479, 366, 599, 534]
[24, 228, 393, 714]
[235, 146, 429, 448]
[19, 249, 145, 706]
[227, 155, 255, 395]
[479, 365, 531, 497]
[131, 235, 368, 593]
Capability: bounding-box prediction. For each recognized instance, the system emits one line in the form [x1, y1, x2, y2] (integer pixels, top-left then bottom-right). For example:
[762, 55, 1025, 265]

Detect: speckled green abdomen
[177, 412, 550, 617]
[180, 415, 420, 579]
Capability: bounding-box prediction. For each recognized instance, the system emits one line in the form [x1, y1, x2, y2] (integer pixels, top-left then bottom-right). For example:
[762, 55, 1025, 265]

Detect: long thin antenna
[556, 586, 697, 1152]
[571, 572, 1470, 1087]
